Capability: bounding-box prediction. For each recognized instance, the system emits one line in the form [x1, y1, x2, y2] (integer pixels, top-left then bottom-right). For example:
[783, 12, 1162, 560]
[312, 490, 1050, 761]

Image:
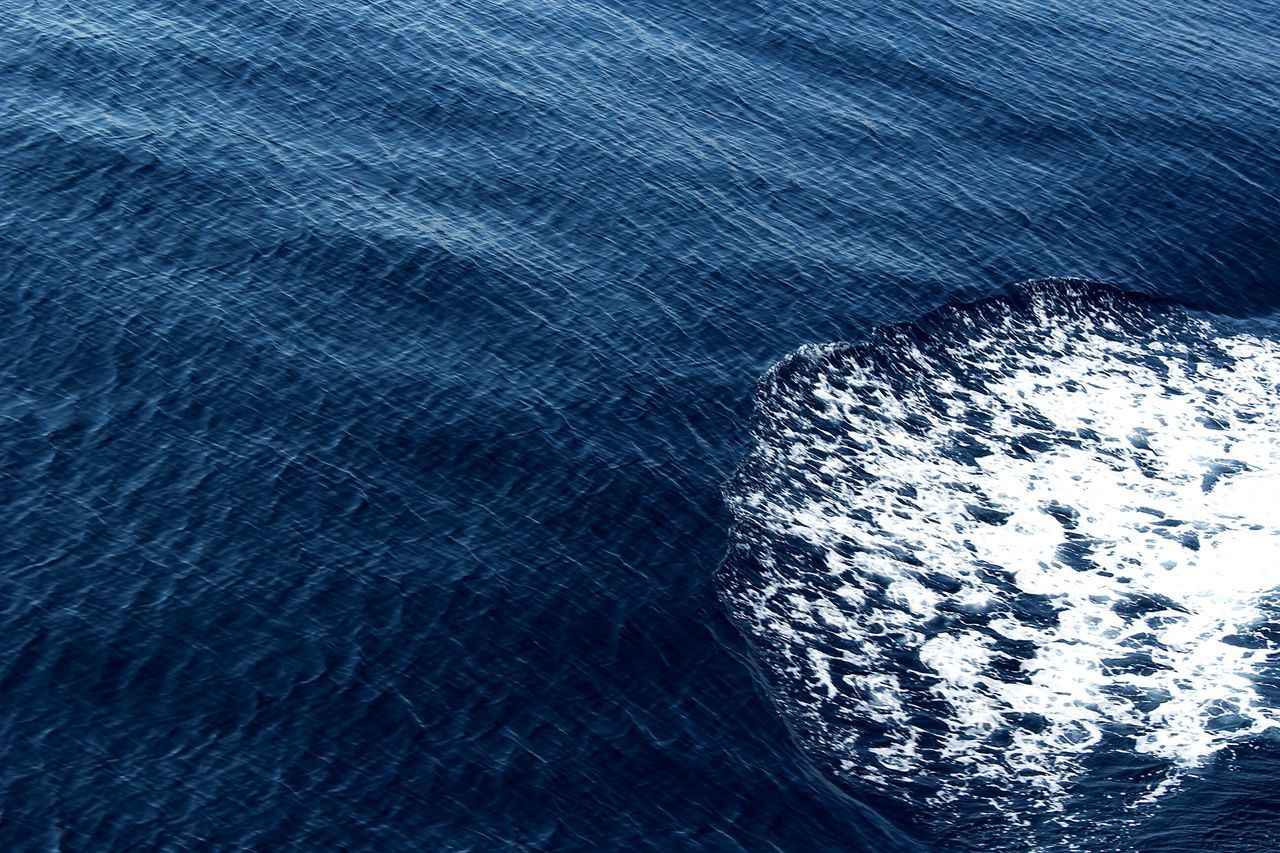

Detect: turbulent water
[3, 0, 1280, 850]
[722, 281, 1280, 846]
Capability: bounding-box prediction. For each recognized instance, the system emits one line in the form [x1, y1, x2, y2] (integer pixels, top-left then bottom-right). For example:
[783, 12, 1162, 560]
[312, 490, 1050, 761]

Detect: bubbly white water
[724, 286, 1280, 821]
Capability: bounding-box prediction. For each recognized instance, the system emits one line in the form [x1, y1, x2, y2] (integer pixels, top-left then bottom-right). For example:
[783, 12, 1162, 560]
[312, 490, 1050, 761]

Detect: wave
[720, 279, 1280, 838]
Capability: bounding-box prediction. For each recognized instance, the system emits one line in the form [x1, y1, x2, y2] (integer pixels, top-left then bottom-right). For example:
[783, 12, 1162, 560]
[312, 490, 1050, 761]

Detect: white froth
[724, 289, 1280, 821]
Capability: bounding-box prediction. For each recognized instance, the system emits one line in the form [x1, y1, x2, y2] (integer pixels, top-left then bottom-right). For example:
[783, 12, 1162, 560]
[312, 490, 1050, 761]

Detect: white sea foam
[723, 284, 1280, 822]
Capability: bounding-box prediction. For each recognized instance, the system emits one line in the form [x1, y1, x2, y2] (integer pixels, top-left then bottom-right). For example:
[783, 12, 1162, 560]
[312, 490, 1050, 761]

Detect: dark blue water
[2, 0, 1278, 849]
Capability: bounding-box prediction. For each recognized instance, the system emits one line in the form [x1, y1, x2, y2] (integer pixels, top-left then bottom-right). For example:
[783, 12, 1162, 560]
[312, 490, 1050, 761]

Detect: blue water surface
[2, 0, 1278, 849]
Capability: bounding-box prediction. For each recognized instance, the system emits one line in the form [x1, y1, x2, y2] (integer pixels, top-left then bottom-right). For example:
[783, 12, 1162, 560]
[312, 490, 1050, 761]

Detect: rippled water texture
[2, 0, 1279, 850]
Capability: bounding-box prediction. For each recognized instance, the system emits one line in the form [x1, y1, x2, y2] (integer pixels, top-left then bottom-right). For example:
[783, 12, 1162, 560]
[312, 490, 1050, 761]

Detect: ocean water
[1, 0, 1278, 850]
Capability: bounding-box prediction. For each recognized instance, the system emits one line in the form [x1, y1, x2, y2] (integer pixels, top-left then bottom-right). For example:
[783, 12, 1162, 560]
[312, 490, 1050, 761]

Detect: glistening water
[2, 0, 1278, 850]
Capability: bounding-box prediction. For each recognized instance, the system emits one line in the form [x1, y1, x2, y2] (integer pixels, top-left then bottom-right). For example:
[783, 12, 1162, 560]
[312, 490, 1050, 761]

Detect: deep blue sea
[3, 0, 1279, 849]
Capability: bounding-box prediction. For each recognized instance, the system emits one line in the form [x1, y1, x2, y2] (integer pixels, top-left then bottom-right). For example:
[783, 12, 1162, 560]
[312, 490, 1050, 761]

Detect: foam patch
[722, 281, 1280, 826]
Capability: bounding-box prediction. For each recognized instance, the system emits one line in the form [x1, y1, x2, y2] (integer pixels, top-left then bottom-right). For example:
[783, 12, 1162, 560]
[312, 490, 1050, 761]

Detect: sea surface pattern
[2, 0, 1279, 849]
